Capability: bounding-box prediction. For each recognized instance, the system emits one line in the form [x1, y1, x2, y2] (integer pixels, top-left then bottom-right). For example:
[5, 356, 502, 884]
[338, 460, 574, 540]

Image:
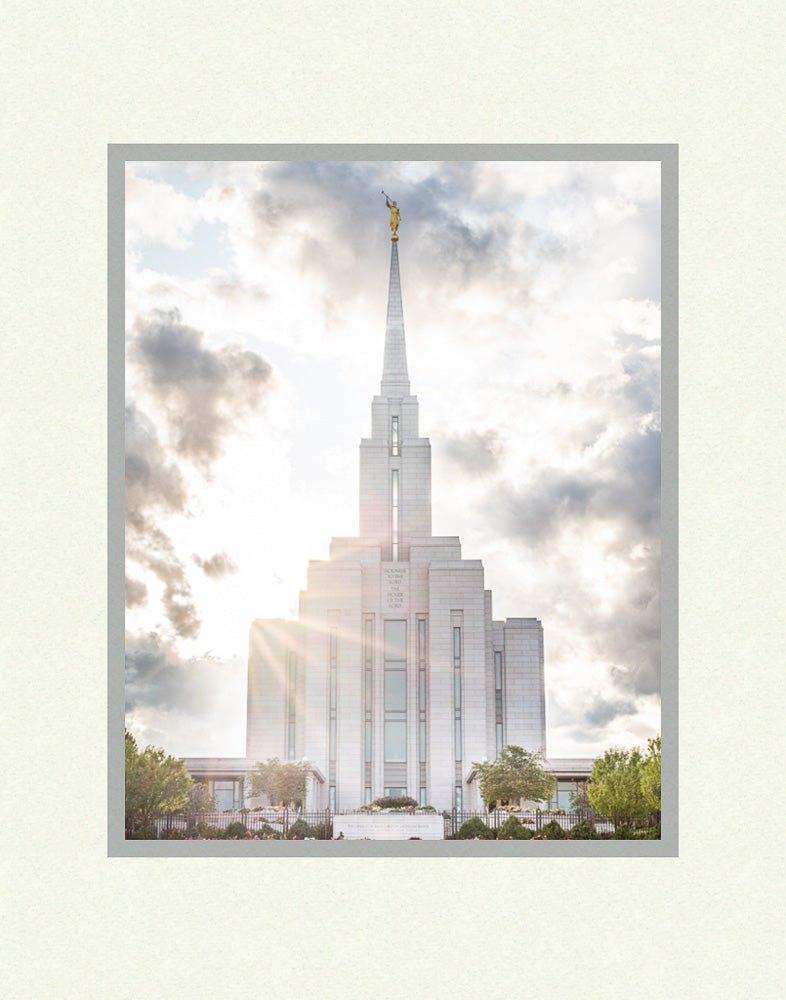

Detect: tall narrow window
[391, 415, 399, 456]
[391, 469, 399, 561]
[287, 652, 297, 760]
[494, 650, 504, 754]
[384, 620, 407, 762]
[364, 618, 373, 764]
[453, 626, 462, 763]
[329, 628, 338, 764]
[418, 618, 427, 765]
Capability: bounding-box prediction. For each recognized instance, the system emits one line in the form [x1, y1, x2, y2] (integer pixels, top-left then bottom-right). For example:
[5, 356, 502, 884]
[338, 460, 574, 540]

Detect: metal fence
[441, 809, 657, 838]
[152, 809, 333, 840]
[140, 807, 659, 841]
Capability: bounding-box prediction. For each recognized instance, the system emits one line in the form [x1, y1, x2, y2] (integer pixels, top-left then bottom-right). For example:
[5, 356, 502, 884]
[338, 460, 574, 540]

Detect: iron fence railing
[149, 808, 333, 840]
[132, 807, 660, 841]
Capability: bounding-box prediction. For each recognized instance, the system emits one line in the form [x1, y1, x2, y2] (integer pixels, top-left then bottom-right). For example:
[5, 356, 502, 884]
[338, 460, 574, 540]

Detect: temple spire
[380, 240, 410, 396]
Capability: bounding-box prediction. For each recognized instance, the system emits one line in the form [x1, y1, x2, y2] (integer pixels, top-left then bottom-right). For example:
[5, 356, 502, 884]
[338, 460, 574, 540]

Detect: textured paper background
[3, 2, 783, 997]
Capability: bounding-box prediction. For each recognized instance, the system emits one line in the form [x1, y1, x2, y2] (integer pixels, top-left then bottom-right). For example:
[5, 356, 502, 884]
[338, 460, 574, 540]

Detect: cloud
[193, 552, 238, 579]
[125, 312, 273, 638]
[125, 631, 247, 756]
[440, 429, 502, 477]
[124, 574, 148, 608]
[122, 158, 663, 758]
[130, 309, 273, 473]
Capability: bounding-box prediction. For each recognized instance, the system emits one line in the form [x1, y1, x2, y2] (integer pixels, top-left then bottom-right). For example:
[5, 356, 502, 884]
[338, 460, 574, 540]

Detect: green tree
[587, 746, 648, 827]
[247, 757, 311, 808]
[472, 746, 556, 810]
[186, 781, 216, 816]
[640, 736, 661, 813]
[125, 730, 193, 837]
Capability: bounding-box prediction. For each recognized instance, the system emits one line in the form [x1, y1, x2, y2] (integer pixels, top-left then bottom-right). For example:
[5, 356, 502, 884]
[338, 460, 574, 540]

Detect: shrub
[126, 824, 157, 840]
[192, 821, 223, 839]
[457, 817, 496, 839]
[158, 827, 186, 840]
[569, 819, 600, 840]
[498, 815, 533, 840]
[285, 818, 316, 840]
[312, 821, 333, 840]
[368, 795, 419, 810]
[252, 822, 278, 837]
[612, 824, 637, 840]
[540, 819, 567, 840]
[224, 821, 249, 839]
[634, 824, 661, 840]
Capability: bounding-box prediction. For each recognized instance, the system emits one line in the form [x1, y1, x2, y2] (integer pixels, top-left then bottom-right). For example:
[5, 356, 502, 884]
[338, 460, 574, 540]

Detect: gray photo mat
[109, 142, 677, 858]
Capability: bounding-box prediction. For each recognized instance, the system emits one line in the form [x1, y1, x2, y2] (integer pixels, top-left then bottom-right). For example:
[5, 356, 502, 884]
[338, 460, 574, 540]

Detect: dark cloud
[193, 551, 238, 579]
[125, 403, 199, 636]
[585, 694, 639, 728]
[125, 631, 238, 715]
[495, 426, 661, 547]
[126, 313, 272, 638]
[124, 575, 148, 609]
[130, 310, 273, 473]
[440, 429, 502, 477]
[125, 402, 188, 531]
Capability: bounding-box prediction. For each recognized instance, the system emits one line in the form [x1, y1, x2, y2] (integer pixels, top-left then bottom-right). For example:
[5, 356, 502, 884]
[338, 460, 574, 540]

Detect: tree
[247, 757, 311, 808]
[125, 730, 193, 836]
[587, 746, 648, 827]
[640, 736, 661, 813]
[185, 781, 216, 816]
[472, 746, 556, 810]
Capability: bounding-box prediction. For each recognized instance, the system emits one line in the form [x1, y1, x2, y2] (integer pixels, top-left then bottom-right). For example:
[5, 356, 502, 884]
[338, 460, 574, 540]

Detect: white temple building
[185, 213, 592, 813]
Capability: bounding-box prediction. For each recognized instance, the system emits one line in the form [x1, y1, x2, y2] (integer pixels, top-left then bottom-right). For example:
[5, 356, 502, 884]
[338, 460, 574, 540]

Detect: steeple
[359, 202, 432, 556]
[380, 241, 410, 397]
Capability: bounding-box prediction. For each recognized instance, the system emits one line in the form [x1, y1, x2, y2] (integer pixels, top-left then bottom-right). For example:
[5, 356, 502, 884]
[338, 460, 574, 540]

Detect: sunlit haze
[124, 159, 661, 760]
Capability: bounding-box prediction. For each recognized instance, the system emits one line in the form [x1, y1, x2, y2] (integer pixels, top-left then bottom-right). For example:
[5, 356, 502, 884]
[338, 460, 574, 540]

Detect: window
[494, 650, 504, 754]
[329, 627, 338, 765]
[453, 626, 462, 763]
[391, 415, 399, 456]
[418, 618, 427, 765]
[384, 787, 407, 798]
[384, 620, 407, 762]
[391, 469, 399, 561]
[287, 652, 297, 760]
[364, 619, 373, 764]
[211, 779, 239, 812]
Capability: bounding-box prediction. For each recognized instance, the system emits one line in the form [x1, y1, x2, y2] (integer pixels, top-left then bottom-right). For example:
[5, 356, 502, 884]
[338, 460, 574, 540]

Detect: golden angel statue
[381, 190, 401, 241]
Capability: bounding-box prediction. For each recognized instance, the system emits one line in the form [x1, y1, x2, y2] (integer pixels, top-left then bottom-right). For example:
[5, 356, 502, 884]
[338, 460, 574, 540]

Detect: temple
[242, 228, 552, 812]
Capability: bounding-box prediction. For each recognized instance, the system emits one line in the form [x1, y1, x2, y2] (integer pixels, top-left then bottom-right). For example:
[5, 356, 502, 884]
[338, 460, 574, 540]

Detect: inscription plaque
[333, 813, 443, 840]
[382, 563, 409, 613]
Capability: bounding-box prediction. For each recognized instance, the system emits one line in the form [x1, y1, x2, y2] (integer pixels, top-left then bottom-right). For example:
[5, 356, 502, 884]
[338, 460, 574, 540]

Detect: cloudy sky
[124, 157, 662, 760]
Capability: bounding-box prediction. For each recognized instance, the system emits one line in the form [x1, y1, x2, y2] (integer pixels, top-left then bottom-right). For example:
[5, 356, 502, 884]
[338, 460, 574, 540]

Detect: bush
[633, 824, 661, 840]
[285, 818, 316, 840]
[368, 795, 419, 810]
[540, 819, 567, 840]
[569, 819, 600, 840]
[126, 824, 157, 840]
[224, 821, 249, 839]
[158, 827, 186, 840]
[192, 821, 223, 839]
[457, 817, 496, 840]
[612, 824, 637, 839]
[498, 815, 533, 840]
[251, 822, 279, 838]
[312, 821, 333, 841]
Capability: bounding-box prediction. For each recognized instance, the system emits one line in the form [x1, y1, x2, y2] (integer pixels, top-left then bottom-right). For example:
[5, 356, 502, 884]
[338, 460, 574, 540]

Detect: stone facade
[245, 238, 547, 813]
